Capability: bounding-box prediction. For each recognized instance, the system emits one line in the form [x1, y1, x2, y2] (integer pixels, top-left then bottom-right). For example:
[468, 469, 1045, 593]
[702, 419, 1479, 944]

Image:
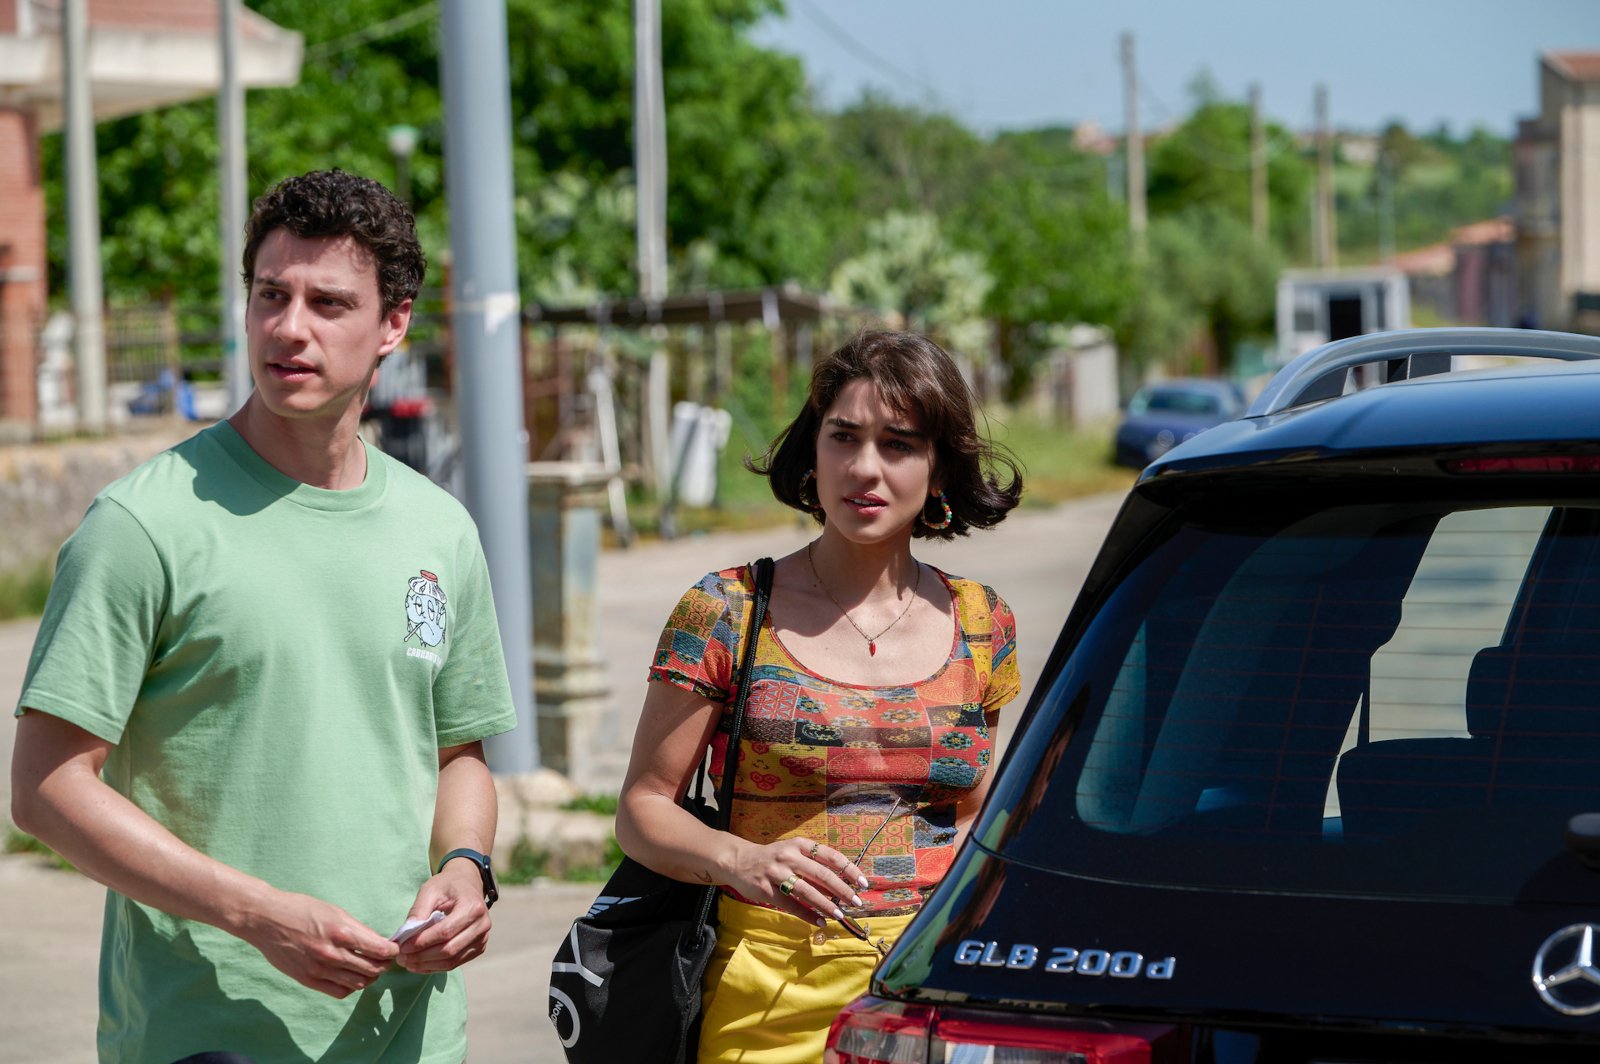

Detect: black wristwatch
[438, 847, 499, 909]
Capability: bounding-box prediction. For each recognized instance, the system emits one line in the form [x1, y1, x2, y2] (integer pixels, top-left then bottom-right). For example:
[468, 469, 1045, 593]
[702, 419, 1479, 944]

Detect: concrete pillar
[527, 461, 612, 780]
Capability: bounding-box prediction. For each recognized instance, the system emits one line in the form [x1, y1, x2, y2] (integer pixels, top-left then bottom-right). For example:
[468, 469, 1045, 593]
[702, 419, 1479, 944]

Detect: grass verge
[560, 793, 620, 816]
[497, 837, 550, 885]
[0, 558, 53, 622]
[497, 833, 625, 887]
[5, 828, 75, 872]
[983, 415, 1136, 507]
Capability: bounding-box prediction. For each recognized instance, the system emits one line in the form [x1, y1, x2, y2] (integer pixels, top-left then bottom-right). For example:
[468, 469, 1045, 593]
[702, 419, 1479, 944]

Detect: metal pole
[62, 0, 106, 434]
[1315, 84, 1337, 268]
[219, 0, 249, 413]
[1121, 31, 1146, 258]
[1250, 82, 1268, 243]
[439, 0, 538, 773]
[634, 0, 675, 534]
[634, 0, 667, 303]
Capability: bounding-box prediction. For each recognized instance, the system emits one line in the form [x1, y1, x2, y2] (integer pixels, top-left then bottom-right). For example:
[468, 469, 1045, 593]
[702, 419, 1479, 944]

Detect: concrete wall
[1026, 327, 1120, 425]
[0, 424, 197, 577]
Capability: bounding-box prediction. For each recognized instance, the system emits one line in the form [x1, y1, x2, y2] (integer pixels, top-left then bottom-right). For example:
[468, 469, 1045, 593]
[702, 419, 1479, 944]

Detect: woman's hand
[729, 836, 872, 924]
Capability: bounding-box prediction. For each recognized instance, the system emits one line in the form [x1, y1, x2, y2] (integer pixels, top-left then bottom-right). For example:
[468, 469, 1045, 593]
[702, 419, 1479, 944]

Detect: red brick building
[0, 0, 299, 436]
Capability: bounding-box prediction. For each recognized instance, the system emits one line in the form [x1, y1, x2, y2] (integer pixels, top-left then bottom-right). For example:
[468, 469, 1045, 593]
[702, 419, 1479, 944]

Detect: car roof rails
[1247, 327, 1600, 418]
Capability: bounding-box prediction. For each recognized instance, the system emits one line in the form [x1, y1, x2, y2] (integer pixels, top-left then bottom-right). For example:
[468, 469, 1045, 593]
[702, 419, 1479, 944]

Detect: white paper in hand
[391, 909, 447, 944]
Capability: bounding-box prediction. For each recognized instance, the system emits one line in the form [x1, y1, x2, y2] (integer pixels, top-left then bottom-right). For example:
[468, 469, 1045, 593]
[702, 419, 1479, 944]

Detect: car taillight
[1442, 455, 1600, 474]
[826, 996, 1181, 1064]
[825, 998, 933, 1063]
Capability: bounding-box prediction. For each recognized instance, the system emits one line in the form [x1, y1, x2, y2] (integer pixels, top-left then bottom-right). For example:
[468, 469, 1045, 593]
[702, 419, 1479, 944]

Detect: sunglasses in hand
[831, 796, 903, 953]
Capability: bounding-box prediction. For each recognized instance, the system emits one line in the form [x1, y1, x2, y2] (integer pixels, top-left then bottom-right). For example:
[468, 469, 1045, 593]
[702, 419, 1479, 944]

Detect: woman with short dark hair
[615, 330, 1024, 1062]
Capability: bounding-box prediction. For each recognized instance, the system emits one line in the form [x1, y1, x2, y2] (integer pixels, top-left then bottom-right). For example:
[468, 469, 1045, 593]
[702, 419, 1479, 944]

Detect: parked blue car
[1113, 377, 1245, 468]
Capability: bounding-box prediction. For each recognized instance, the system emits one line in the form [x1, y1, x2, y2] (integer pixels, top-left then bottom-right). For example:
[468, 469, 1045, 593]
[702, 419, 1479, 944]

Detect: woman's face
[813, 378, 938, 545]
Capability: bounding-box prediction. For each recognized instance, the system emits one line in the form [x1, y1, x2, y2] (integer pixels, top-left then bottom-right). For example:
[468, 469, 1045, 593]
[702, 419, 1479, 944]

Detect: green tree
[954, 128, 1135, 398]
[830, 211, 992, 356]
[825, 94, 988, 219]
[1376, 120, 1424, 183]
[1339, 122, 1511, 263]
[1117, 207, 1279, 376]
[1146, 92, 1313, 259]
[44, 0, 830, 307]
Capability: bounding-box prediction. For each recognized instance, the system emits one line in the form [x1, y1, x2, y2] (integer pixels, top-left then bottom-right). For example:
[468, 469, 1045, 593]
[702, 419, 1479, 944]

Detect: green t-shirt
[16, 422, 518, 1064]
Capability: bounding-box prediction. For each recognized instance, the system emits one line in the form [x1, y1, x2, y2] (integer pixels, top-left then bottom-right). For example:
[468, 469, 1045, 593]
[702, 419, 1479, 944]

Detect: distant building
[0, 0, 301, 435]
[1276, 267, 1410, 361]
[1391, 218, 1517, 328]
[1514, 51, 1600, 332]
[1452, 218, 1518, 327]
[1389, 241, 1455, 322]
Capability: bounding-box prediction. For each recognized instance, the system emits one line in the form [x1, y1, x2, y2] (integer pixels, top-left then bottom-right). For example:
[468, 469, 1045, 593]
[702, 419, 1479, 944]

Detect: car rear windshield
[989, 487, 1600, 903]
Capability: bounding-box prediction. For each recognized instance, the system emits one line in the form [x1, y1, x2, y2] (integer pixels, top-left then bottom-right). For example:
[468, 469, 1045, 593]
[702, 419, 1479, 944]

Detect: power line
[792, 0, 942, 103]
[303, 2, 439, 61]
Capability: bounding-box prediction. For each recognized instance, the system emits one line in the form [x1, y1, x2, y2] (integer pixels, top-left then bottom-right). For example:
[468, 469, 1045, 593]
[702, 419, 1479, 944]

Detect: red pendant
[868, 641, 877, 656]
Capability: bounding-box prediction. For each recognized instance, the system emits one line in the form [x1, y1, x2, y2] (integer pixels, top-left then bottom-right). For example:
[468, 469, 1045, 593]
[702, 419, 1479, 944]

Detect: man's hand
[394, 858, 492, 974]
[241, 891, 399, 999]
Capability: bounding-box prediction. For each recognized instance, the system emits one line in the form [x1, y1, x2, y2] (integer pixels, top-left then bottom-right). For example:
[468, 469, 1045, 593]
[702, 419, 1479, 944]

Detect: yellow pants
[696, 896, 917, 1063]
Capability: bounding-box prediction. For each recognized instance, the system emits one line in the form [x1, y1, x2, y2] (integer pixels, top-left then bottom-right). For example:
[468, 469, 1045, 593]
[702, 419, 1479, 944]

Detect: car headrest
[1466, 644, 1600, 740]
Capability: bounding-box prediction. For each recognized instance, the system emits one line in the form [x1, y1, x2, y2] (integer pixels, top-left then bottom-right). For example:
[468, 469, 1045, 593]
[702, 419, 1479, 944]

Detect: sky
[751, 0, 1600, 138]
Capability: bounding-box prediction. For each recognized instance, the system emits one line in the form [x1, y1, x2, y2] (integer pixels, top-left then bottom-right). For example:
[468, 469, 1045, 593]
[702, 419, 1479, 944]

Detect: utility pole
[1250, 82, 1268, 243]
[62, 0, 107, 434]
[219, 0, 249, 414]
[635, 0, 668, 306]
[1377, 153, 1396, 262]
[635, 0, 674, 532]
[1121, 32, 1146, 257]
[1315, 83, 1337, 268]
[439, 1, 538, 773]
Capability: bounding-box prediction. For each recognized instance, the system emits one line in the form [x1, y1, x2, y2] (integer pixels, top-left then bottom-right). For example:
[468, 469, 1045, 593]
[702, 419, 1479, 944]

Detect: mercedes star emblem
[1533, 924, 1600, 1016]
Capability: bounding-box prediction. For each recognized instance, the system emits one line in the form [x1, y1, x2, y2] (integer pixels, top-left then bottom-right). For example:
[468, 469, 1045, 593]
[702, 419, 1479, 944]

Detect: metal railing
[1248, 328, 1600, 418]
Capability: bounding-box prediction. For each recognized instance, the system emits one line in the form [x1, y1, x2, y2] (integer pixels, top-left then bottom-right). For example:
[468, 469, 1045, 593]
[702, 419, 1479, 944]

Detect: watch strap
[438, 847, 499, 908]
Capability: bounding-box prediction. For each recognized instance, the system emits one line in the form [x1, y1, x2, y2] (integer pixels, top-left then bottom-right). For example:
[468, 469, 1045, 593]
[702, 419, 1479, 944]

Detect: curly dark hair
[241, 169, 425, 316]
[749, 331, 1023, 540]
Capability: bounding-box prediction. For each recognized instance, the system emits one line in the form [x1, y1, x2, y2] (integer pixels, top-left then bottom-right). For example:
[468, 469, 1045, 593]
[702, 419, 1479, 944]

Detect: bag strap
[715, 557, 773, 827]
[688, 556, 773, 940]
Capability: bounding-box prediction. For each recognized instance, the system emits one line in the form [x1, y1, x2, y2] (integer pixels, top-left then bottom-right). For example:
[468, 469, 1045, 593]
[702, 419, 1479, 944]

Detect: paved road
[0, 492, 1125, 1062]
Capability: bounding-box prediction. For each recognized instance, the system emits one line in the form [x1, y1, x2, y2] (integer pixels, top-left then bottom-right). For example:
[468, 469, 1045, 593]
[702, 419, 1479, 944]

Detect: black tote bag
[548, 557, 774, 1064]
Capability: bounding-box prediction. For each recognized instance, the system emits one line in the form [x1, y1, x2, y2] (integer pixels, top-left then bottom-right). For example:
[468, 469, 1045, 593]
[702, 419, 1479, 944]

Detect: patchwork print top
[649, 564, 1020, 915]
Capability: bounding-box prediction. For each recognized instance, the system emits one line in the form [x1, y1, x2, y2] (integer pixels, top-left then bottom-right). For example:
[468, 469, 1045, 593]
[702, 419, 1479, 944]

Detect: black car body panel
[1147, 363, 1600, 477]
[878, 840, 1600, 1043]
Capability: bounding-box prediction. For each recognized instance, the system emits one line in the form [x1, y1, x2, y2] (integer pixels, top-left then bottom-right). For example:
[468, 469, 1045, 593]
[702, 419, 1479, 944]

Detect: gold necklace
[806, 541, 919, 657]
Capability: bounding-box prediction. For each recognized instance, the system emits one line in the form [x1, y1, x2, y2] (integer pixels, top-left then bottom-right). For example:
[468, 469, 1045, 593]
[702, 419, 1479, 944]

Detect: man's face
[246, 229, 411, 423]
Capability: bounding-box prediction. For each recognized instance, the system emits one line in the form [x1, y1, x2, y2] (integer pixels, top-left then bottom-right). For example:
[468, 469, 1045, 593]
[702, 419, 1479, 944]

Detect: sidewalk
[0, 852, 596, 1064]
[0, 492, 1124, 1061]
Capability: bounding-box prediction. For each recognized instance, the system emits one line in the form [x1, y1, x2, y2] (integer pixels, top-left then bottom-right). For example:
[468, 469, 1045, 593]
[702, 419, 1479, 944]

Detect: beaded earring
[921, 490, 953, 531]
[798, 469, 822, 513]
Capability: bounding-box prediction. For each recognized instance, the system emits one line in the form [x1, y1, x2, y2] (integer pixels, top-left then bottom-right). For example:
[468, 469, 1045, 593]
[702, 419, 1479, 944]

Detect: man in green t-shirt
[11, 170, 518, 1063]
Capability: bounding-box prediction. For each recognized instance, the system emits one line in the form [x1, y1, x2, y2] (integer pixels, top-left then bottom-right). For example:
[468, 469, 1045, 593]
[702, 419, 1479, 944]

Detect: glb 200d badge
[953, 940, 1175, 979]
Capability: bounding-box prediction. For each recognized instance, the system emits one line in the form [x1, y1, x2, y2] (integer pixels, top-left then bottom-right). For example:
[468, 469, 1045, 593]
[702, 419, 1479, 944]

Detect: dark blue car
[1113, 377, 1245, 468]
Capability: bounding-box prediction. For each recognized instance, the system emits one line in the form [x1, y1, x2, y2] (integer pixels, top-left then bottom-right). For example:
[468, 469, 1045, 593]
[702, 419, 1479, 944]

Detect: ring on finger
[807, 842, 820, 860]
[778, 873, 799, 896]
